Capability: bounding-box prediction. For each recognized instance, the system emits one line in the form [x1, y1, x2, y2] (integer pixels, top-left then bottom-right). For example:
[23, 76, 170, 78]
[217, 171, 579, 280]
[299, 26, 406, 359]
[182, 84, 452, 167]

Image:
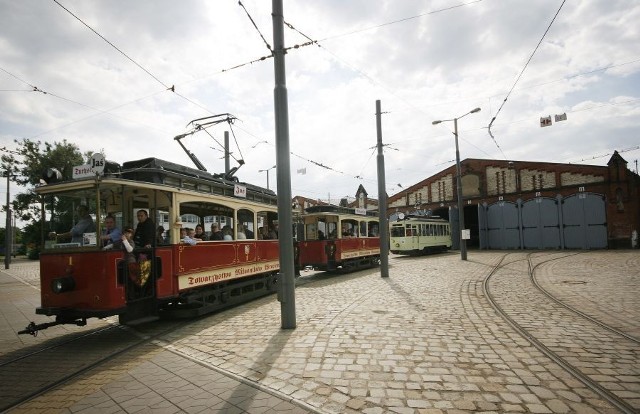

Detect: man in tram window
[100, 214, 122, 248]
[134, 209, 155, 248]
[209, 223, 224, 240]
[55, 204, 96, 244]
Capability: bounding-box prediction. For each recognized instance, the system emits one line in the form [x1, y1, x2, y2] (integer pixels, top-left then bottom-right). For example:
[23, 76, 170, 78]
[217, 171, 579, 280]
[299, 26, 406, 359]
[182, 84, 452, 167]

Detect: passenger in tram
[134, 209, 155, 248]
[55, 204, 96, 244]
[100, 214, 122, 248]
[222, 225, 233, 240]
[180, 227, 197, 245]
[237, 227, 247, 239]
[209, 223, 224, 240]
[156, 225, 167, 245]
[267, 222, 278, 239]
[121, 227, 136, 262]
[243, 224, 254, 239]
[318, 230, 326, 240]
[194, 224, 206, 240]
[188, 227, 202, 241]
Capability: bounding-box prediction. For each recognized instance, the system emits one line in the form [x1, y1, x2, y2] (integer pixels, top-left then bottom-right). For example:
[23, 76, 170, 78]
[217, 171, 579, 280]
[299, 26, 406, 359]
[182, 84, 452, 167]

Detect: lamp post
[432, 107, 481, 261]
[258, 165, 276, 190]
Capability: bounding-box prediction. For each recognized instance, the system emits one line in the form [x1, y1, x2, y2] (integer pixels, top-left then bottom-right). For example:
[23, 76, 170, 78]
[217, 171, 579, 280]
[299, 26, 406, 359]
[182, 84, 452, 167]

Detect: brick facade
[386, 152, 640, 248]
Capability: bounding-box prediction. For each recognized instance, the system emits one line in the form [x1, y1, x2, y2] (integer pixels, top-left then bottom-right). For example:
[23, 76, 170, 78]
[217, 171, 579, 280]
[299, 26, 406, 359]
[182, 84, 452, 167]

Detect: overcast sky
[1, 0, 639, 223]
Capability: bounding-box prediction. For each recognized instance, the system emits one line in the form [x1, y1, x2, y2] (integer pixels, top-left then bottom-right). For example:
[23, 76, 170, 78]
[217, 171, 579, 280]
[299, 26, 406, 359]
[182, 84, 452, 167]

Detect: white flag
[540, 116, 552, 127]
[297, 168, 306, 175]
[554, 113, 567, 122]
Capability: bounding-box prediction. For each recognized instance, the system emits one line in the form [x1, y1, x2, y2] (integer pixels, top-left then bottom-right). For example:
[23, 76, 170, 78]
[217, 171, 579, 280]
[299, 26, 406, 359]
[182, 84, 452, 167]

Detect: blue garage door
[562, 193, 607, 249]
[522, 197, 561, 249]
[486, 201, 520, 249]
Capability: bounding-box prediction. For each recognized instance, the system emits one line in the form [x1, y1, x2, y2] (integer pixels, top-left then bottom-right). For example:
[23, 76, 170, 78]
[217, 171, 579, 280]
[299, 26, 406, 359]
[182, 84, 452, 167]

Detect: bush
[27, 247, 40, 260]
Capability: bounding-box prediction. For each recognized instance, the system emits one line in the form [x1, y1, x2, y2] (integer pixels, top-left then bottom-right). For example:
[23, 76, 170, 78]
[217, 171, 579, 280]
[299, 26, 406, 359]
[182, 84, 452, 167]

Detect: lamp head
[471, 107, 481, 114]
[432, 120, 442, 125]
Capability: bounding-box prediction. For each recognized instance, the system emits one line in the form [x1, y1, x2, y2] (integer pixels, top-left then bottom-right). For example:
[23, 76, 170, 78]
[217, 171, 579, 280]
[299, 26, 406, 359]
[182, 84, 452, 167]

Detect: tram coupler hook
[18, 322, 39, 337]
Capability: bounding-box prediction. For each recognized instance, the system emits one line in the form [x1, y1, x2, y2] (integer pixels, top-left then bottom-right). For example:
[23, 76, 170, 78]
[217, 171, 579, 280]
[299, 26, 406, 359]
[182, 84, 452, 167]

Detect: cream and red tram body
[26, 158, 280, 334]
[389, 214, 451, 255]
[295, 205, 381, 272]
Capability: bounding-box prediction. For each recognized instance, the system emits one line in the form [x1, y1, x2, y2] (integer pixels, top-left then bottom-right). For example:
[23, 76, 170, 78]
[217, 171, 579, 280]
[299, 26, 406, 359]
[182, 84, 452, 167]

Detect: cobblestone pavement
[1, 251, 638, 413]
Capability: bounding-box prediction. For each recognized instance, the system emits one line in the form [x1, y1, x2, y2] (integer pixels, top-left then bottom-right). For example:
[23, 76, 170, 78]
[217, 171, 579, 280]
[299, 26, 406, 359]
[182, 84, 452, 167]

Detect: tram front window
[43, 189, 102, 249]
[390, 226, 405, 238]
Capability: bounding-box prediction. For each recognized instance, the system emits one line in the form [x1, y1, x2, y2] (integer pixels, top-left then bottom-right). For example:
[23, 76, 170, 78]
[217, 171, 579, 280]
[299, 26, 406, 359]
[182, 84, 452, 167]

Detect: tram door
[120, 192, 160, 324]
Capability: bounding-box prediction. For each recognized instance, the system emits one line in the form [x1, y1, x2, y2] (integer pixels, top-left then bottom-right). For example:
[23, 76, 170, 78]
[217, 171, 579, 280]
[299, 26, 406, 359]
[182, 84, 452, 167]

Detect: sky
[1, 0, 640, 227]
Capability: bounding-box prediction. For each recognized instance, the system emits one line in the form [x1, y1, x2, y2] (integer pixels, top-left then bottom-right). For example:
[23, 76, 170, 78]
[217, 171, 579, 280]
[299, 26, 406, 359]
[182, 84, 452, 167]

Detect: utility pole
[4, 171, 11, 269]
[376, 100, 389, 278]
[273, 0, 296, 329]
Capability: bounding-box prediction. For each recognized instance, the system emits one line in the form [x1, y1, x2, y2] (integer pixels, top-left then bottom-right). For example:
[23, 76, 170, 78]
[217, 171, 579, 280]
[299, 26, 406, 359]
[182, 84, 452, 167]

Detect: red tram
[295, 205, 381, 272]
[21, 157, 281, 335]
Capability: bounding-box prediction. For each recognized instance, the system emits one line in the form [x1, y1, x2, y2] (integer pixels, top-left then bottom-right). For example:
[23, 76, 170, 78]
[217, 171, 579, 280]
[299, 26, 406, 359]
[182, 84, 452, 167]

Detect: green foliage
[1, 139, 86, 249]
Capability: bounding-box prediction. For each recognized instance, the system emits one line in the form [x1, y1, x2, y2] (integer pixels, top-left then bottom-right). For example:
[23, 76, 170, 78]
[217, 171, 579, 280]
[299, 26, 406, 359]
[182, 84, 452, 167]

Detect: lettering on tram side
[178, 261, 280, 290]
[340, 249, 381, 259]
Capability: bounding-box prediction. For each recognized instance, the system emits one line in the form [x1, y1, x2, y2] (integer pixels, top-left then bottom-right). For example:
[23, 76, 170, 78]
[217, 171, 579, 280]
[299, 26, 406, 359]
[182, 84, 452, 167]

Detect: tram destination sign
[72, 153, 105, 179]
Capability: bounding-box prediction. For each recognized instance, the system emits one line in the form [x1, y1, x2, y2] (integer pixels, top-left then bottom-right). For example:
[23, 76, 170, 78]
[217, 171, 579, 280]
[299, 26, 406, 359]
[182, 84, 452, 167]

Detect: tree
[1, 138, 86, 251]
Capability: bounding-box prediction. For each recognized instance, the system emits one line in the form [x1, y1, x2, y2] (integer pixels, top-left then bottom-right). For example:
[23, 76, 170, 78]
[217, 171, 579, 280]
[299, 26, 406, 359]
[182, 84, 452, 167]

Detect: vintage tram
[20, 157, 281, 335]
[294, 205, 381, 272]
[389, 213, 451, 255]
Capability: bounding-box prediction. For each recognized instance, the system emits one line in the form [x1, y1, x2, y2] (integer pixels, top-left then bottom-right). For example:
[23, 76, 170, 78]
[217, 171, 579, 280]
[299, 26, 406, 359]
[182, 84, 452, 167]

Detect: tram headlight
[52, 276, 75, 293]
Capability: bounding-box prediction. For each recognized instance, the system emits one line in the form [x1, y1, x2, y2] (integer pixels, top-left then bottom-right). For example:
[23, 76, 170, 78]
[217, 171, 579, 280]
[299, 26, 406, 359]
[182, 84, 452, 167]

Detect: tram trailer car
[295, 205, 381, 272]
[389, 214, 451, 255]
[20, 157, 281, 335]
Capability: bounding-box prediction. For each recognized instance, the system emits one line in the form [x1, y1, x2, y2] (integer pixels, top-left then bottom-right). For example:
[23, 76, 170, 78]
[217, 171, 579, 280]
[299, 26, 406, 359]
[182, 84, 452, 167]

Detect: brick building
[387, 151, 639, 250]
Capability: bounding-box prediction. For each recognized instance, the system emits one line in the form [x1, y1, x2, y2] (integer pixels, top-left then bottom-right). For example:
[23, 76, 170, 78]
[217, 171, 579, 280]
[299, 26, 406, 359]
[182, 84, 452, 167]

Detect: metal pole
[4, 172, 11, 269]
[224, 131, 230, 175]
[266, 169, 270, 190]
[272, 0, 296, 329]
[454, 118, 467, 261]
[376, 100, 389, 277]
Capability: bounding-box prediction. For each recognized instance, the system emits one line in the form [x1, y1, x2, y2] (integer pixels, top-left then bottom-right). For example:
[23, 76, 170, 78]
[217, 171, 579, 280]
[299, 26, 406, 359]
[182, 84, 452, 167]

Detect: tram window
[341, 220, 357, 237]
[327, 222, 338, 239]
[257, 211, 278, 240]
[237, 209, 255, 239]
[390, 226, 404, 237]
[368, 222, 379, 237]
[316, 219, 327, 240]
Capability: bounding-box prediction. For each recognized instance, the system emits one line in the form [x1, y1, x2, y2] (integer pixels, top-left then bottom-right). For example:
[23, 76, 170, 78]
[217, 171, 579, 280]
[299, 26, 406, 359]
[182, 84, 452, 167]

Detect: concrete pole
[454, 118, 467, 261]
[376, 100, 389, 277]
[272, 0, 296, 329]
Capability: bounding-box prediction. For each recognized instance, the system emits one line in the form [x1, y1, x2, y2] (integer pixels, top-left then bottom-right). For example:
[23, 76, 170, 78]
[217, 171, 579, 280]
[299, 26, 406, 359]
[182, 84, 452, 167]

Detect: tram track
[1, 268, 359, 413]
[483, 251, 639, 414]
[529, 254, 640, 344]
[0, 320, 179, 413]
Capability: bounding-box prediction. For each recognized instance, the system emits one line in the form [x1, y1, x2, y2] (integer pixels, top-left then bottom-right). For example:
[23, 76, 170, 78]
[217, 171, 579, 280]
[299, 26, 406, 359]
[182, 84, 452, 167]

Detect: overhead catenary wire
[486, 0, 567, 155]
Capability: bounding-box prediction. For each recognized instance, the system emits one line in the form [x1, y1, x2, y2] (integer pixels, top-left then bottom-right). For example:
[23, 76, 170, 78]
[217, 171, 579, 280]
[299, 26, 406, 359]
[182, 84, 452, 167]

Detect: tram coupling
[18, 318, 87, 336]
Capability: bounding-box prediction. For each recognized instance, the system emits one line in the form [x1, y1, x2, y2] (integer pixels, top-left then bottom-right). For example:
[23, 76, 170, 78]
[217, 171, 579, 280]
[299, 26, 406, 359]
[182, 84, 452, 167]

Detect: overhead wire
[486, 0, 567, 157]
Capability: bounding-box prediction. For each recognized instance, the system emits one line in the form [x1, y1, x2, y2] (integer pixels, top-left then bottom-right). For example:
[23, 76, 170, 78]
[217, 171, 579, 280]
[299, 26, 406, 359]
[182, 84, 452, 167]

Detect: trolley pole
[224, 131, 230, 175]
[376, 100, 389, 278]
[272, 0, 296, 329]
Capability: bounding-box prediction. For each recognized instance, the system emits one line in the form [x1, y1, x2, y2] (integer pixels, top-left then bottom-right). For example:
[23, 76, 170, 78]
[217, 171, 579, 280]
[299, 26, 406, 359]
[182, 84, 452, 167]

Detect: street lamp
[258, 165, 276, 190]
[432, 107, 481, 261]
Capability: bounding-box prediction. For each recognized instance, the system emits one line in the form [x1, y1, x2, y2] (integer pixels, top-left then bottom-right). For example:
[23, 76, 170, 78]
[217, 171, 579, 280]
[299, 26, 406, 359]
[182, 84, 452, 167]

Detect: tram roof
[304, 205, 378, 217]
[38, 157, 277, 202]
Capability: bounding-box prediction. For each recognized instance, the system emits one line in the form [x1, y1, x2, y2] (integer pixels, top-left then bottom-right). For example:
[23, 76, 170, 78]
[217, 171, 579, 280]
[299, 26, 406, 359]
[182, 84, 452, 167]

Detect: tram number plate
[234, 184, 247, 198]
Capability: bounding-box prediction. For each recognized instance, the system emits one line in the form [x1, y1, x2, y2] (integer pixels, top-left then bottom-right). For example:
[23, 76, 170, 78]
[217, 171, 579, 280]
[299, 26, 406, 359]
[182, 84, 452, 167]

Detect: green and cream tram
[389, 213, 451, 255]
